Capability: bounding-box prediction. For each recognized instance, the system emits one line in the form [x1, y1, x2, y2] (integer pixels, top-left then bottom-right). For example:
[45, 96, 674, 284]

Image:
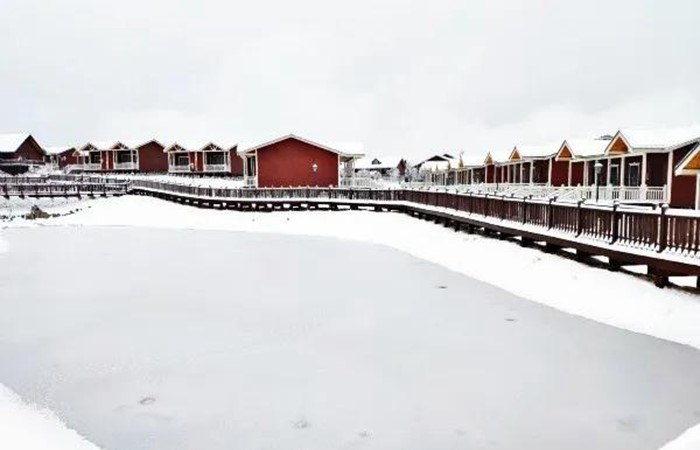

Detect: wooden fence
[127, 180, 699, 259]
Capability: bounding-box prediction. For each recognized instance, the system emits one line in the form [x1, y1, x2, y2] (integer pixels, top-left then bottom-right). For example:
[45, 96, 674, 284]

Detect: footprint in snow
[138, 396, 156, 406]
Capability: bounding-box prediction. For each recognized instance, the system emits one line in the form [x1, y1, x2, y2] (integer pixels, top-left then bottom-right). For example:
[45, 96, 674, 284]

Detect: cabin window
[627, 163, 641, 187]
[609, 164, 620, 186]
[89, 152, 101, 163]
[247, 156, 257, 176]
[116, 151, 134, 163]
[206, 152, 225, 165]
[174, 154, 189, 166]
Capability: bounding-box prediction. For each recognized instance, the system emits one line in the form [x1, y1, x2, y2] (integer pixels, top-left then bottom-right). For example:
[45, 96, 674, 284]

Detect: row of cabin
[421, 127, 700, 209]
[0, 133, 365, 189]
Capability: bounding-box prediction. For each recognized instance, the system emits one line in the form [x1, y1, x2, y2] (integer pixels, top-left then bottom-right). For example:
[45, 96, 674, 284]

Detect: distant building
[354, 156, 406, 176]
[0, 134, 46, 175]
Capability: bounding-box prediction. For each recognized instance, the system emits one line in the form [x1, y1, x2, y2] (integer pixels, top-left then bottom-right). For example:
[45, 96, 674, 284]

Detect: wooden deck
[127, 180, 700, 288]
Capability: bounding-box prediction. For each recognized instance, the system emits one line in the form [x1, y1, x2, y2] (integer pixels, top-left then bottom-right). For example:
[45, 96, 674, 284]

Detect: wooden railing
[129, 180, 700, 259]
[1, 182, 129, 197]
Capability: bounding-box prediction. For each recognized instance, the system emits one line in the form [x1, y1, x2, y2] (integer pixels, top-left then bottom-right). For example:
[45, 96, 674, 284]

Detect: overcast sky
[1, 0, 698, 160]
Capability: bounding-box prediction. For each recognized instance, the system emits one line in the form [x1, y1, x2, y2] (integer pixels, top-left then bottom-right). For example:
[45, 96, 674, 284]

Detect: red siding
[486, 164, 495, 183]
[230, 151, 244, 176]
[671, 145, 697, 208]
[101, 151, 113, 170]
[570, 161, 584, 186]
[551, 159, 569, 186]
[138, 141, 167, 172]
[256, 138, 339, 188]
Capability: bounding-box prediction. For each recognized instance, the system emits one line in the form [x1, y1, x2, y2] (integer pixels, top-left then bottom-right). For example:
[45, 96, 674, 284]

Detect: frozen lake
[1, 227, 700, 450]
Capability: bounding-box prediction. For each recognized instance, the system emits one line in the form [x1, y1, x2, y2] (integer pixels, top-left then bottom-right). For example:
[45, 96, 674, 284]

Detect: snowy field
[2, 195, 700, 449]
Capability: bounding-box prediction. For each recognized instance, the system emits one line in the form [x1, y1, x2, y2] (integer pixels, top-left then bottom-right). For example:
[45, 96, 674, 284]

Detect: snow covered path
[2, 227, 700, 450]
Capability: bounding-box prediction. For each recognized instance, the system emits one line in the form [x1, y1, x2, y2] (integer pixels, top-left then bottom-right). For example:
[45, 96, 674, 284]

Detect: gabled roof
[457, 153, 485, 168]
[674, 143, 700, 176]
[613, 126, 700, 152]
[44, 145, 76, 155]
[485, 149, 511, 164]
[514, 143, 560, 159]
[0, 133, 31, 154]
[562, 138, 610, 158]
[80, 139, 164, 152]
[164, 141, 238, 153]
[240, 134, 363, 159]
[355, 155, 404, 170]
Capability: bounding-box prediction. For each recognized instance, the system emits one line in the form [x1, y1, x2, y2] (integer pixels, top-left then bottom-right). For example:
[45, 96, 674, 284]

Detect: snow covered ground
[1, 195, 700, 449]
[0, 384, 99, 450]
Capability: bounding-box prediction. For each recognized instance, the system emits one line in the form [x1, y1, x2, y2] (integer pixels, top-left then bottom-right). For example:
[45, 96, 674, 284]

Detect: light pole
[594, 161, 604, 202]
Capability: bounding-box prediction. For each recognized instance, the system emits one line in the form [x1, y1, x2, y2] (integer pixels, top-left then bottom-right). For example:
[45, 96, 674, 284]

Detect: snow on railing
[114, 161, 138, 171]
[203, 164, 229, 173]
[83, 163, 101, 171]
[169, 165, 191, 173]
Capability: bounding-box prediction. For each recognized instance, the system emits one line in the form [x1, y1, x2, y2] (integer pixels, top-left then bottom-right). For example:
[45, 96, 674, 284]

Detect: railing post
[522, 197, 527, 224]
[658, 203, 668, 253]
[547, 198, 554, 230]
[576, 199, 583, 236]
[611, 200, 620, 244]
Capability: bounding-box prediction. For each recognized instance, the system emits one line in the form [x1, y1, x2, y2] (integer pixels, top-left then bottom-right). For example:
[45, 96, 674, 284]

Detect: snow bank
[0, 383, 100, 450]
[659, 425, 700, 450]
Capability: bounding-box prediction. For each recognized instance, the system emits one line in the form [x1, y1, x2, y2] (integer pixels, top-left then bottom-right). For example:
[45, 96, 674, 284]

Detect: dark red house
[164, 142, 243, 176]
[240, 134, 363, 188]
[79, 140, 167, 173]
[0, 133, 46, 174]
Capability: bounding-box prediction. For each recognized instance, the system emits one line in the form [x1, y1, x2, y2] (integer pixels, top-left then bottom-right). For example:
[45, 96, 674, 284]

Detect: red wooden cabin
[164, 142, 243, 176]
[79, 140, 167, 173]
[240, 134, 363, 188]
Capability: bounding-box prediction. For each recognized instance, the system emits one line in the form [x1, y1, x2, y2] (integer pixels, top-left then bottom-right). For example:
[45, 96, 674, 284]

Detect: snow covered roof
[561, 138, 610, 158]
[164, 141, 238, 153]
[80, 139, 163, 151]
[44, 145, 75, 155]
[240, 134, 364, 159]
[485, 149, 511, 164]
[455, 153, 486, 168]
[0, 133, 31, 154]
[675, 143, 700, 176]
[616, 126, 700, 151]
[513, 143, 560, 160]
[354, 156, 404, 170]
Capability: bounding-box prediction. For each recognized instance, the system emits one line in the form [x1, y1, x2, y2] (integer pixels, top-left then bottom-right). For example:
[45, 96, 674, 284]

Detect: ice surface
[1, 227, 700, 450]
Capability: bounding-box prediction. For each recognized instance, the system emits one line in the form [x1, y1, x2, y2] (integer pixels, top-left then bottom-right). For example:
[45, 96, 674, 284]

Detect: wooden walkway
[1, 182, 128, 198]
[127, 180, 700, 288]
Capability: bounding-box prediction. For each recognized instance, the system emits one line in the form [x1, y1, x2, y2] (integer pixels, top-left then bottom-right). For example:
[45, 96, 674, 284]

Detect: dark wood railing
[129, 180, 698, 259]
[3, 176, 698, 262]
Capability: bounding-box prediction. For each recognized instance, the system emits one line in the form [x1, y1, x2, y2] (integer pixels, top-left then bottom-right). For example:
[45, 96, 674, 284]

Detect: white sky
[1, 0, 698, 161]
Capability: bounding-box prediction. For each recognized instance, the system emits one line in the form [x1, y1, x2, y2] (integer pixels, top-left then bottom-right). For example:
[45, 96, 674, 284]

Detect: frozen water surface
[1, 227, 700, 450]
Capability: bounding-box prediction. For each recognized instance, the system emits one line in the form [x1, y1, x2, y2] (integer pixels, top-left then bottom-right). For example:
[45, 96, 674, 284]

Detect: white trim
[239, 134, 363, 159]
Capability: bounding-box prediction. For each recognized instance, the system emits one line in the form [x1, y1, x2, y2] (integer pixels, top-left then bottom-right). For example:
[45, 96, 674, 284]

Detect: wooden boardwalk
[1, 182, 128, 198]
[127, 180, 700, 288]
